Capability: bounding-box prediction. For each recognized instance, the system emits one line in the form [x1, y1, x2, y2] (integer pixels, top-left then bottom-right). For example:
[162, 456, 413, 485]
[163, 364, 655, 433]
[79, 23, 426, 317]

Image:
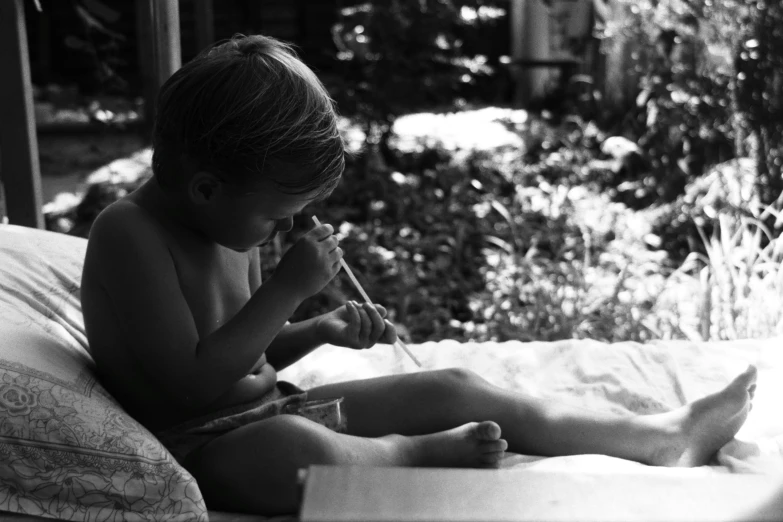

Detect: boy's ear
[188, 172, 222, 205]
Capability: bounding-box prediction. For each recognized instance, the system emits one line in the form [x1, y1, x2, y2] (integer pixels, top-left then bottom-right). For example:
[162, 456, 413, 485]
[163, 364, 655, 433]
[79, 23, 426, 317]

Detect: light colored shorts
[155, 381, 344, 464]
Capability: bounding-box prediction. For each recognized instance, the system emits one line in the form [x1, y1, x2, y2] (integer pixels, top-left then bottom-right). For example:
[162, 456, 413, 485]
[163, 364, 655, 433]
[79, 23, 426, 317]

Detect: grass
[690, 213, 783, 340]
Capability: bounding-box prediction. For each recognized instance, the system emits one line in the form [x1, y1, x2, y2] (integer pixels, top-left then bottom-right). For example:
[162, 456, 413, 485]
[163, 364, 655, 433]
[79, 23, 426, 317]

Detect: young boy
[81, 34, 757, 516]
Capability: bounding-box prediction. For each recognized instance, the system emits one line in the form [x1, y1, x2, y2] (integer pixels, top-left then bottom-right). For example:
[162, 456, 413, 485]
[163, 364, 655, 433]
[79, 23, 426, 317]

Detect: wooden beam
[136, 0, 182, 142]
[136, 0, 155, 141]
[0, 0, 44, 228]
[300, 466, 783, 522]
[510, 0, 528, 107]
[194, 0, 215, 53]
[151, 0, 182, 86]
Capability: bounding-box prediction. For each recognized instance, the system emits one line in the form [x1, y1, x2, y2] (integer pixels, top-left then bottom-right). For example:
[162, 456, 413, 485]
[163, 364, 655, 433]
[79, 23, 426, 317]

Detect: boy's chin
[229, 241, 266, 252]
[222, 242, 255, 253]
[224, 234, 275, 252]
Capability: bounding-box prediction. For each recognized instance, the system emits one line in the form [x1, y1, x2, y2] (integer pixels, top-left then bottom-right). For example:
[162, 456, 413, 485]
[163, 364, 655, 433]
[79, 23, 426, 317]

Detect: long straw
[311, 216, 422, 367]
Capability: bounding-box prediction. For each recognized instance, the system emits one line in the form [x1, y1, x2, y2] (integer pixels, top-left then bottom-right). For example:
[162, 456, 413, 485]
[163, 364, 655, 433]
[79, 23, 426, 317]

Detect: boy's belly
[207, 362, 279, 411]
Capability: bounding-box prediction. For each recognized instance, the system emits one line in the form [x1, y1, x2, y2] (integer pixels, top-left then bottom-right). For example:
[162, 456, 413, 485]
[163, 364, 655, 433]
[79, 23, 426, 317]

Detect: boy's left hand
[317, 301, 398, 349]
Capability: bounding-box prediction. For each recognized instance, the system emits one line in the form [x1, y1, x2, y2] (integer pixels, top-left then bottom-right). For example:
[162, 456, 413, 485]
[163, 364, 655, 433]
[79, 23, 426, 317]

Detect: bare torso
[81, 190, 277, 431]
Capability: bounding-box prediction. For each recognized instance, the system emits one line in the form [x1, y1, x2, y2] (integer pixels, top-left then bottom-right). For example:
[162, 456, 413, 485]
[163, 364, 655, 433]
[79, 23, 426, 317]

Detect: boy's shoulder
[88, 195, 258, 277]
[90, 197, 160, 241]
[86, 196, 175, 269]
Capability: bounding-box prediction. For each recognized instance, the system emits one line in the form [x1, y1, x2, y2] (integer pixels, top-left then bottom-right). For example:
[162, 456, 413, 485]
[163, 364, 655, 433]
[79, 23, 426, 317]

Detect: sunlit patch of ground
[390, 108, 526, 152]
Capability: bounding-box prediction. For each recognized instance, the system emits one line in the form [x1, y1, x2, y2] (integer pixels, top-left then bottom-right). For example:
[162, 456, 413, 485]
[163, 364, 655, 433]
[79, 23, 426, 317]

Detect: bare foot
[402, 421, 508, 468]
[648, 365, 757, 467]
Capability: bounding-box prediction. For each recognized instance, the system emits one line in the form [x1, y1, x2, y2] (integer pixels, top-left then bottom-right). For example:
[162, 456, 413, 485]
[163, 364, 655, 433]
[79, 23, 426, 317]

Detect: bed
[1, 223, 782, 522]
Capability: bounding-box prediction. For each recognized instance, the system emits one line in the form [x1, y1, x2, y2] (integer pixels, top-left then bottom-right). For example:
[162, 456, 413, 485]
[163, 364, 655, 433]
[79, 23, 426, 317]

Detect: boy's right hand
[273, 223, 343, 300]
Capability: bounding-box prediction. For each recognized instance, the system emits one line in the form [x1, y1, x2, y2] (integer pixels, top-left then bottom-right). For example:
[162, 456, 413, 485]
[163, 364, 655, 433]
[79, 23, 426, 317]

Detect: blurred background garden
[4, 0, 783, 344]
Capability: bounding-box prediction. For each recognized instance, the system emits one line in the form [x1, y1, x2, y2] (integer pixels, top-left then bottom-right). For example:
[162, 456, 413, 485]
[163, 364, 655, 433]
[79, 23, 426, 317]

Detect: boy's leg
[183, 413, 506, 515]
[307, 365, 757, 467]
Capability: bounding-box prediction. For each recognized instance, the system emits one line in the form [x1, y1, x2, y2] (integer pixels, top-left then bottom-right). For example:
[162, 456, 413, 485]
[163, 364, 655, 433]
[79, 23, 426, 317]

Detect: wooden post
[194, 0, 215, 53]
[511, 0, 552, 107]
[510, 0, 527, 107]
[136, 0, 155, 141]
[0, 0, 44, 228]
[152, 0, 182, 85]
[136, 0, 182, 142]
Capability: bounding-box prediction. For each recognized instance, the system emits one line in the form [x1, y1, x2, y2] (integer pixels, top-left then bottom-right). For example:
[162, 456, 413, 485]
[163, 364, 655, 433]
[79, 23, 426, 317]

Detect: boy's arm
[265, 303, 399, 371]
[264, 319, 323, 371]
[90, 208, 306, 410]
[248, 249, 323, 371]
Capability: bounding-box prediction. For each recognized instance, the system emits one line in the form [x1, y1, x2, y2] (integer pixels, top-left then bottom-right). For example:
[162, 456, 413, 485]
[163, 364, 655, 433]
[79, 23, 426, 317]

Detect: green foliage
[328, 0, 508, 131]
[260, 112, 679, 343]
[45, 107, 783, 343]
[671, 209, 783, 340]
[64, 0, 129, 94]
[602, 0, 783, 213]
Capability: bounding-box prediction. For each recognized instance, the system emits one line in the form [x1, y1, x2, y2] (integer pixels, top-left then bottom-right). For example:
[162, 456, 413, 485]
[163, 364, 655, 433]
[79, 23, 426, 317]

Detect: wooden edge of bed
[299, 465, 783, 522]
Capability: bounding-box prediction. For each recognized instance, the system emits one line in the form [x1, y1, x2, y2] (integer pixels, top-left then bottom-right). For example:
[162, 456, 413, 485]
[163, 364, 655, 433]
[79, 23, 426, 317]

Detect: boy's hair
[152, 34, 344, 199]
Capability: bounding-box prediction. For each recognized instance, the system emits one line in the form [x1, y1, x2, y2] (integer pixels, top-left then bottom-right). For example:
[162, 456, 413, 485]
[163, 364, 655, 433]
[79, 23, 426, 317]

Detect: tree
[606, 0, 783, 214]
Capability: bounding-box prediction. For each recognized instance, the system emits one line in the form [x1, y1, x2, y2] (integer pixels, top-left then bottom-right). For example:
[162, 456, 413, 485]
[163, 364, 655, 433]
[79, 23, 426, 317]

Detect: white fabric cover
[280, 323, 783, 475]
[0, 225, 207, 521]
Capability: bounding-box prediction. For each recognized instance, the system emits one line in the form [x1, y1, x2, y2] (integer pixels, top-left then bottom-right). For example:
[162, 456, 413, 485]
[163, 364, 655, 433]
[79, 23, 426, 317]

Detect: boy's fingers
[374, 304, 387, 318]
[331, 248, 344, 272]
[382, 319, 398, 344]
[345, 302, 362, 343]
[311, 223, 334, 240]
[364, 303, 385, 346]
[346, 300, 360, 329]
[356, 302, 372, 347]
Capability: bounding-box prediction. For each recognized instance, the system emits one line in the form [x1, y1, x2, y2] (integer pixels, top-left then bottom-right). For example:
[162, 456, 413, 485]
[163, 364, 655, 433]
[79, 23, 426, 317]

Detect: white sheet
[278, 337, 783, 475]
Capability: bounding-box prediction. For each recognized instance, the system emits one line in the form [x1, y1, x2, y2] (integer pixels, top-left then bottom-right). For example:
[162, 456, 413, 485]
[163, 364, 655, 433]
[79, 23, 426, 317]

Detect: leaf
[37, 389, 57, 409]
[83, 0, 121, 23]
[74, 5, 125, 40]
[54, 406, 78, 418]
[484, 235, 514, 255]
[17, 496, 45, 515]
[64, 35, 91, 52]
[30, 483, 62, 500]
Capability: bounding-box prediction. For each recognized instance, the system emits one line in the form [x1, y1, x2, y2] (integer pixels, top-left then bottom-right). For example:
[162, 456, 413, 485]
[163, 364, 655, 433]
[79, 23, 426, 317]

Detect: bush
[600, 0, 783, 215]
[266, 111, 676, 344]
[327, 1, 509, 137]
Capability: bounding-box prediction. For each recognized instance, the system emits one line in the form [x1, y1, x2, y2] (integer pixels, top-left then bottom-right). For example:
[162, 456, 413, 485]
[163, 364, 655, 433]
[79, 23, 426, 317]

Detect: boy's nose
[275, 216, 294, 232]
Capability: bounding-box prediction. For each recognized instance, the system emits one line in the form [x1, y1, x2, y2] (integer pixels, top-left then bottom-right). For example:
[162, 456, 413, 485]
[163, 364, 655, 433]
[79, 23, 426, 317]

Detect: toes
[724, 365, 758, 399]
[737, 365, 758, 387]
[478, 451, 506, 467]
[480, 438, 508, 454]
[473, 421, 501, 441]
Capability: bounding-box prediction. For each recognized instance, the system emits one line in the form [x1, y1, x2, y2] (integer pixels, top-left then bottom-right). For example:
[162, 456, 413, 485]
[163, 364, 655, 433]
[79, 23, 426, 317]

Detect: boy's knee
[422, 368, 486, 400]
[440, 367, 485, 387]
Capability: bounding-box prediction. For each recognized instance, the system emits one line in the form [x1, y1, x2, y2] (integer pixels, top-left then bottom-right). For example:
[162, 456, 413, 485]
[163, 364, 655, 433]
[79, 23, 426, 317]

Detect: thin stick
[312, 216, 422, 367]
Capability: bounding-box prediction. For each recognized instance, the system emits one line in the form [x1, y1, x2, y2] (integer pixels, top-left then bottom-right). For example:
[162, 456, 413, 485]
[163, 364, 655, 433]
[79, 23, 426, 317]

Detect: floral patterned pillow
[0, 224, 207, 521]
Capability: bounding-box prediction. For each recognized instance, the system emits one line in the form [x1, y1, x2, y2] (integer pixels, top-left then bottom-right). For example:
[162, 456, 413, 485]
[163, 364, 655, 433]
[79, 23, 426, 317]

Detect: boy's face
[197, 178, 314, 252]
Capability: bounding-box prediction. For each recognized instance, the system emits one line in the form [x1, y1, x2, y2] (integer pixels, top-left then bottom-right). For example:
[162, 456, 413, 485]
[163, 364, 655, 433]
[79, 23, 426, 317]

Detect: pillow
[0, 224, 207, 521]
